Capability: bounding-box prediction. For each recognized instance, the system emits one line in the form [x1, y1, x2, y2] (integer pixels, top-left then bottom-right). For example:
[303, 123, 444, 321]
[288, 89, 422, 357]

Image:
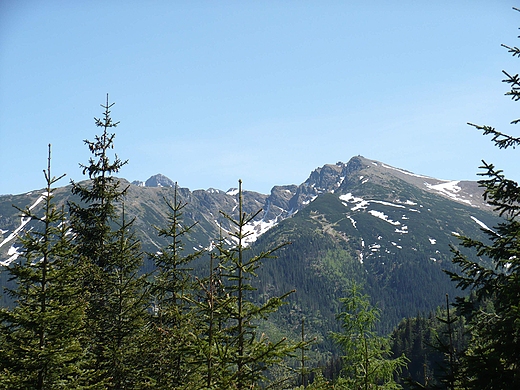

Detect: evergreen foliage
[199, 180, 301, 388]
[331, 283, 408, 390]
[445, 7, 520, 388]
[146, 184, 204, 388]
[68, 95, 149, 388]
[0, 146, 90, 389]
[390, 301, 467, 389]
[7, 89, 511, 388]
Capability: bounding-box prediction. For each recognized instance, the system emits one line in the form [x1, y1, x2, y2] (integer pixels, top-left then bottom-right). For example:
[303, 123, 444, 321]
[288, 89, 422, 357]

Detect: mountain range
[0, 155, 500, 346]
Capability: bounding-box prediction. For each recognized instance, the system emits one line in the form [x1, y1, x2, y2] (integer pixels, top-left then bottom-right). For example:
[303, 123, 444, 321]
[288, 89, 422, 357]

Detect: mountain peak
[144, 174, 176, 188]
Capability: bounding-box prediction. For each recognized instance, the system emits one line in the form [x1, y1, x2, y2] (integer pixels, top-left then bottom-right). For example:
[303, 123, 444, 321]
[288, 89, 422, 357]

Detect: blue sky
[1, 1, 519, 195]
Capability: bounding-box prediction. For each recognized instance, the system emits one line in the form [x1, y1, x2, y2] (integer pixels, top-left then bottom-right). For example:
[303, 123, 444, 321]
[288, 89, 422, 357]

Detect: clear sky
[1, 1, 519, 195]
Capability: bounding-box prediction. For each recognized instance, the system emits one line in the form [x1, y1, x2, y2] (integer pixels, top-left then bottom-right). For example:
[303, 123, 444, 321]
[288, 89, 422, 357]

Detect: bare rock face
[145, 174, 176, 188]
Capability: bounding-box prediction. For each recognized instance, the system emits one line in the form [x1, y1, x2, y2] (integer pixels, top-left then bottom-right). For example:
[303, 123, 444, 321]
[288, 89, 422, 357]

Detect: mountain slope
[0, 156, 500, 339]
[252, 158, 498, 339]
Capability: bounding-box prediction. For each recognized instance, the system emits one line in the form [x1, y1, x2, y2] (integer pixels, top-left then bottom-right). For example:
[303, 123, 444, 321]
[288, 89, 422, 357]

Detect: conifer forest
[2, 10, 520, 390]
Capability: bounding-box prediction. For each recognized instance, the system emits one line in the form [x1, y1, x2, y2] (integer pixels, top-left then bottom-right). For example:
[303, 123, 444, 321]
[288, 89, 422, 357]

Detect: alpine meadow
[2, 7, 520, 390]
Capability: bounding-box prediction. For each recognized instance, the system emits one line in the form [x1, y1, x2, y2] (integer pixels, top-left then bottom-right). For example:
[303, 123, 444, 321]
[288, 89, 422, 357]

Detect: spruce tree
[68, 95, 148, 388]
[192, 233, 234, 388]
[0, 145, 90, 389]
[446, 7, 520, 388]
[146, 184, 204, 388]
[331, 283, 408, 390]
[199, 180, 300, 389]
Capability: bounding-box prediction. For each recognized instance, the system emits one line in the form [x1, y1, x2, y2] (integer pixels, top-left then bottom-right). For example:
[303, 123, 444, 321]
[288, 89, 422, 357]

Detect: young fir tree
[145, 184, 205, 388]
[0, 145, 91, 389]
[68, 96, 148, 388]
[331, 283, 408, 390]
[200, 180, 300, 389]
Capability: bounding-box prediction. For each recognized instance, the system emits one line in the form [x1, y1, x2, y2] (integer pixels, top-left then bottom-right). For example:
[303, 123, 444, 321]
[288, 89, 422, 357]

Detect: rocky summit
[0, 156, 500, 340]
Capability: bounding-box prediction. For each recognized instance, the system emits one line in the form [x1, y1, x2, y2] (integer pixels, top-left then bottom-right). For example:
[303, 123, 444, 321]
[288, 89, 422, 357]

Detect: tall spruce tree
[0, 145, 90, 389]
[146, 184, 204, 388]
[331, 283, 408, 390]
[215, 180, 300, 389]
[198, 180, 300, 389]
[446, 7, 520, 389]
[69, 96, 148, 388]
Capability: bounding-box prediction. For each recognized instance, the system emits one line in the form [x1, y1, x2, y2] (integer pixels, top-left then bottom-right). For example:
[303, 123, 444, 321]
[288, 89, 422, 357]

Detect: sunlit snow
[370, 200, 406, 209]
[368, 210, 401, 226]
[369, 243, 381, 251]
[1, 245, 21, 266]
[302, 195, 318, 205]
[347, 216, 357, 229]
[242, 218, 278, 246]
[424, 181, 473, 206]
[339, 193, 369, 211]
[470, 216, 495, 233]
[395, 226, 408, 234]
[0, 193, 47, 250]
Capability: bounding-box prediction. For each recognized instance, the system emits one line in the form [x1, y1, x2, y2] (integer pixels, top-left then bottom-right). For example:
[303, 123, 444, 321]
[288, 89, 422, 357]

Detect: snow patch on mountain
[470, 216, 495, 233]
[424, 181, 474, 206]
[302, 196, 318, 205]
[368, 210, 401, 226]
[339, 193, 370, 211]
[395, 225, 408, 234]
[243, 218, 277, 246]
[347, 216, 357, 229]
[226, 188, 239, 196]
[340, 193, 409, 212]
[0, 193, 47, 251]
[1, 245, 21, 266]
[371, 200, 406, 209]
[369, 243, 381, 251]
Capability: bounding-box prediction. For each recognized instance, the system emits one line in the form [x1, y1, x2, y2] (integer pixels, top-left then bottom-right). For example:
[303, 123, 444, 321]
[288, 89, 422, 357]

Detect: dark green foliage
[390, 302, 468, 389]
[6, 81, 519, 388]
[198, 180, 301, 389]
[446, 10, 520, 388]
[145, 184, 204, 388]
[331, 282, 408, 389]
[251, 186, 488, 360]
[68, 96, 149, 388]
[0, 146, 90, 389]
